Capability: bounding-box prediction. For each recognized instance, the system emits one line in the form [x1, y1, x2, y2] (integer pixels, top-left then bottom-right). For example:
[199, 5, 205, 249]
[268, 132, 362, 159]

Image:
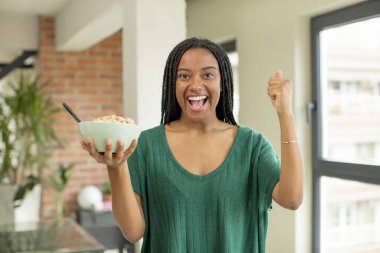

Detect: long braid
[161, 38, 237, 125]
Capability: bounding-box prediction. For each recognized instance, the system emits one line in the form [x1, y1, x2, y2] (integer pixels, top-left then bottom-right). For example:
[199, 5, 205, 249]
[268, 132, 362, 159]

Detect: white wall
[55, 0, 123, 51]
[0, 11, 38, 62]
[122, 0, 186, 129]
[187, 0, 364, 252]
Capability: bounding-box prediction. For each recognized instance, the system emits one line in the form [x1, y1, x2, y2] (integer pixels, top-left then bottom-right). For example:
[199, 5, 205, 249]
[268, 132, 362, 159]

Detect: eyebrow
[177, 66, 218, 72]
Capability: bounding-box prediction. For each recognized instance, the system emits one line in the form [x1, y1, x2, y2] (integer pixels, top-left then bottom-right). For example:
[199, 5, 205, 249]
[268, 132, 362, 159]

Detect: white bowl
[78, 121, 142, 153]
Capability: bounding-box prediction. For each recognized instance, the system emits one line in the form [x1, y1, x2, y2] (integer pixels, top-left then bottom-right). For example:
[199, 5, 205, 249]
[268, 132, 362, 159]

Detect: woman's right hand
[80, 138, 138, 169]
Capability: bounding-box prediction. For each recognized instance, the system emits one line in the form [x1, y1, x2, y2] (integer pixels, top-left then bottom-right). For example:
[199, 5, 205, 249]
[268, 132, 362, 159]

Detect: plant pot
[14, 184, 41, 224]
[0, 184, 17, 226]
[103, 194, 112, 202]
[102, 194, 112, 210]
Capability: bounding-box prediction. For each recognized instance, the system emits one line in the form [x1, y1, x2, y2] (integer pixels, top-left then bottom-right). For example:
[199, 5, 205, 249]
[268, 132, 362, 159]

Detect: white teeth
[188, 95, 207, 101]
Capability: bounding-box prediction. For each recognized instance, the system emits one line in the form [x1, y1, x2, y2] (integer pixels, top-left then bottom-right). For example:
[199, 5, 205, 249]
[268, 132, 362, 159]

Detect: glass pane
[321, 177, 380, 253]
[320, 17, 380, 165]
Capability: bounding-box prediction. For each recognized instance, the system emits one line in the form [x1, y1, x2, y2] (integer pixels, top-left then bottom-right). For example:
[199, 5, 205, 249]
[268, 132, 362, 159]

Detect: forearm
[277, 113, 304, 209]
[107, 164, 145, 243]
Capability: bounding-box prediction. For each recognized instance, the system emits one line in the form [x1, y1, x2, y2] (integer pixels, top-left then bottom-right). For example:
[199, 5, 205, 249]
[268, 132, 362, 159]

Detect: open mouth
[187, 95, 208, 112]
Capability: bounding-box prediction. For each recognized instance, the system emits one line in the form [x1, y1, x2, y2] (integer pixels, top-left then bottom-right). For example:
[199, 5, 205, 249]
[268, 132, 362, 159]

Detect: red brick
[38, 16, 122, 219]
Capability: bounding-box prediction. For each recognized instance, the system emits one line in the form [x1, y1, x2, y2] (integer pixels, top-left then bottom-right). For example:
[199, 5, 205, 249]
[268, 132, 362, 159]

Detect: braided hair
[160, 37, 237, 125]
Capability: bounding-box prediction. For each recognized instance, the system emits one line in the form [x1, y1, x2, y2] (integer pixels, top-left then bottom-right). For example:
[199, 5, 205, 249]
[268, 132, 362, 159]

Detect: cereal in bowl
[93, 114, 135, 124]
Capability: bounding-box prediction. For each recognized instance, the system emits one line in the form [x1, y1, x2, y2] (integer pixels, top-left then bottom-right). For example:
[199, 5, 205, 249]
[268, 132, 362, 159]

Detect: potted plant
[48, 164, 74, 220]
[102, 179, 112, 202]
[0, 73, 61, 224]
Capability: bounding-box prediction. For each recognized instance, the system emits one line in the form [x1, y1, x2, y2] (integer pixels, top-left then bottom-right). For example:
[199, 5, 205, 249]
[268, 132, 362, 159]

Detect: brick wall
[37, 17, 123, 218]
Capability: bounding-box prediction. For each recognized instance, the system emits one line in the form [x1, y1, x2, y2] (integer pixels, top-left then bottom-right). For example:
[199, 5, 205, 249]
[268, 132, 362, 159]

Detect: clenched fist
[267, 70, 293, 116]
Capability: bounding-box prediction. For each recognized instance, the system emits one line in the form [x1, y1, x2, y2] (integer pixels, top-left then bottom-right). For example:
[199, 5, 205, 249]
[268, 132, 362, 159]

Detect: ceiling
[0, 0, 71, 15]
[0, 0, 77, 75]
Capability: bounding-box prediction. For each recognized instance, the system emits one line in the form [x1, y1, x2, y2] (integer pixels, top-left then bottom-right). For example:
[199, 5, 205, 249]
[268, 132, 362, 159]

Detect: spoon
[62, 102, 82, 123]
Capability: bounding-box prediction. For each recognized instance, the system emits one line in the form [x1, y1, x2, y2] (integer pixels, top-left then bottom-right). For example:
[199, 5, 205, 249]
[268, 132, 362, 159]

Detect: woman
[81, 38, 304, 252]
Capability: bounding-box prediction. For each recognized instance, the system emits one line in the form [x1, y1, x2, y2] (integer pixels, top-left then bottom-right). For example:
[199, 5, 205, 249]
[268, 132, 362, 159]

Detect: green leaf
[0, 72, 62, 203]
[49, 176, 64, 192]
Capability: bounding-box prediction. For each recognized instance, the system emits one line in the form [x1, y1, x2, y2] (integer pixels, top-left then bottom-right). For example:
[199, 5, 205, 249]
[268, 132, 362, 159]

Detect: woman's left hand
[267, 70, 293, 116]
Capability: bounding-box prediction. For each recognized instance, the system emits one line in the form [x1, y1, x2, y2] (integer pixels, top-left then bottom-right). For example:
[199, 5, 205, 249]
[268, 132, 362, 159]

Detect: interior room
[0, 0, 379, 252]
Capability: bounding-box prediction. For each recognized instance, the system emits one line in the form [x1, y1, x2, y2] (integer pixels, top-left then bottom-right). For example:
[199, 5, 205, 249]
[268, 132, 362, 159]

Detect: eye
[204, 73, 215, 79]
[177, 74, 191, 79]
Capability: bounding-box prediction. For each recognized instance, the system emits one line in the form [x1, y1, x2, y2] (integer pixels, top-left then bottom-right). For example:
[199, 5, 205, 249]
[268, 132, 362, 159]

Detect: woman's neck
[168, 116, 227, 133]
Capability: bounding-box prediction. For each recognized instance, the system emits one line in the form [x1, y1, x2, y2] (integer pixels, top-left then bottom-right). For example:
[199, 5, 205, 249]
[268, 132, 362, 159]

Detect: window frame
[311, 1, 380, 252]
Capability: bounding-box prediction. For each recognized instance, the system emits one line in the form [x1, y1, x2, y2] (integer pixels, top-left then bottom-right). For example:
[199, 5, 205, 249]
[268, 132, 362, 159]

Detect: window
[320, 177, 380, 253]
[228, 51, 239, 122]
[311, 1, 380, 253]
[219, 39, 240, 122]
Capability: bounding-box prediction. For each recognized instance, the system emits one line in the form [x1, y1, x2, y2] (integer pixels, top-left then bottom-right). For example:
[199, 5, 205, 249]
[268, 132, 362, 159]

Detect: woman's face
[176, 48, 221, 123]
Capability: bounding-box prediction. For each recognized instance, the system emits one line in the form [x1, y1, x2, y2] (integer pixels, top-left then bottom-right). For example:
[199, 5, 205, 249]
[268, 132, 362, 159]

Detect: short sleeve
[257, 135, 281, 210]
[127, 136, 146, 197]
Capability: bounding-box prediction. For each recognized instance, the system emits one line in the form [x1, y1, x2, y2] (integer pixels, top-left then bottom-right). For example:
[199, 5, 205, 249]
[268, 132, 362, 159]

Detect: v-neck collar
[160, 124, 241, 180]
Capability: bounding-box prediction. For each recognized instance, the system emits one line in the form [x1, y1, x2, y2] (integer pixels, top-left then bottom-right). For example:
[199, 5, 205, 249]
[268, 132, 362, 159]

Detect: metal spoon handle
[62, 102, 81, 123]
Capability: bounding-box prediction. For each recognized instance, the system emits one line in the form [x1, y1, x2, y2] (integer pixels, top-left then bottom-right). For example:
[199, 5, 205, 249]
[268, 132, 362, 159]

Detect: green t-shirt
[127, 124, 280, 253]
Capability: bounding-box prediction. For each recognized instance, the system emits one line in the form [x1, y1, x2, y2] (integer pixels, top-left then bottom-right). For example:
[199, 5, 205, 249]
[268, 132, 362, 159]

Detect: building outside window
[311, 1, 380, 252]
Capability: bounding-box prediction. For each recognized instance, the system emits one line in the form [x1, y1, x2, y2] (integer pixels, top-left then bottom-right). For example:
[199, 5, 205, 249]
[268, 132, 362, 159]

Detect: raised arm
[81, 138, 146, 242]
[267, 70, 304, 210]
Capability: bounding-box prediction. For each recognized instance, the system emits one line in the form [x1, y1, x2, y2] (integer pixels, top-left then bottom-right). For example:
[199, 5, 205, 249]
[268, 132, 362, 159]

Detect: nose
[189, 75, 203, 92]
